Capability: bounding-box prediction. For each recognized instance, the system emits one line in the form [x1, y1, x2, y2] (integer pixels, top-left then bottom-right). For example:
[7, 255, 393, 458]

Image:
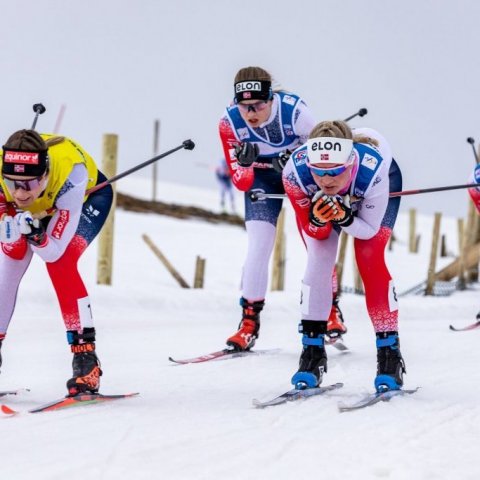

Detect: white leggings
[241, 220, 276, 301]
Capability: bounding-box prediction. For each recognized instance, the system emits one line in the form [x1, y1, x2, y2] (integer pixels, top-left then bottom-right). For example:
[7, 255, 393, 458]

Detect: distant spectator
[215, 158, 235, 214]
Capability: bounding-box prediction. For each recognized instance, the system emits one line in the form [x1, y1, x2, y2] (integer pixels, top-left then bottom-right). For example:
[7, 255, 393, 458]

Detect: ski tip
[168, 357, 184, 364]
[1, 404, 18, 416]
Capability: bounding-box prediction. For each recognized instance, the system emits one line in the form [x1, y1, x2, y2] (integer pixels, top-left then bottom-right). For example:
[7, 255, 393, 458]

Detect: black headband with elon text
[234, 80, 272, 103]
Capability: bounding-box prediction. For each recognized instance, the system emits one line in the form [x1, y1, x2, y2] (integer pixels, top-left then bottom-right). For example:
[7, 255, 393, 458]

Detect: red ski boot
[226, 298, 265, 351]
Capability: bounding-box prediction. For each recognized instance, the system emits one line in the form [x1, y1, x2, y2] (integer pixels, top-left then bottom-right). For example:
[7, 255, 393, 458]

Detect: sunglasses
[3, 175, 46, 192]
[308, 164, 349, 177]
[236, 101, 270, 113]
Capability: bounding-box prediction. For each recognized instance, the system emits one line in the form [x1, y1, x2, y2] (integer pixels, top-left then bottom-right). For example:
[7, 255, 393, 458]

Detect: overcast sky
[1, 0, 479, 216]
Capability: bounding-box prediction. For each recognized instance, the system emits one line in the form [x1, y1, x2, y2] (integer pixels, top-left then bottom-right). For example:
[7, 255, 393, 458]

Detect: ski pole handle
[31, 103, 46, 130]
[467, 137, 479, 164]
[343, 108, 368, 122]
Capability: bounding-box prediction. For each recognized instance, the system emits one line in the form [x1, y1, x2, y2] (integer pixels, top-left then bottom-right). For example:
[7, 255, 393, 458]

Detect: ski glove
[23, 214, 47, 247]
[310, 192, 354, 227]
[0, 212, 47, 246]
[272, 149, 292, 173]
[234, 142, 259, 167]
[0, 215, 21, 243]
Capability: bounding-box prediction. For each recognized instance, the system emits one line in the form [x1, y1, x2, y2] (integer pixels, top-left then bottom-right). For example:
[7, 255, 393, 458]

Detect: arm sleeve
[341, 162, 390, 239]
[219, 115, 255, 192]
[31, 164, 88, 262]
[282, 160, 332, 240]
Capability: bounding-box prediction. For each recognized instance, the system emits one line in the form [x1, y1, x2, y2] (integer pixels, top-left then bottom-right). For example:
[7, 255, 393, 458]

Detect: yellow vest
[0, 134, 98, 216]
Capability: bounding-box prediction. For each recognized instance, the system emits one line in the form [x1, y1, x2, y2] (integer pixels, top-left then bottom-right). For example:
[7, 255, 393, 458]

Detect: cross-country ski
[449, 320, 480, 332]
[253, 382, 343, 408]
[1, 392, 139, 415]
[338, 387, 420, 412]
[0, 388, 30, 398]
[168, 348, 280, 364]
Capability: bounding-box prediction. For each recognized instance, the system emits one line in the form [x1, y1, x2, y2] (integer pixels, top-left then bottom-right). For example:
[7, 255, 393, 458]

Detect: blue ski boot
[291, 320, 328, 390]
[374, 331, 406, 392]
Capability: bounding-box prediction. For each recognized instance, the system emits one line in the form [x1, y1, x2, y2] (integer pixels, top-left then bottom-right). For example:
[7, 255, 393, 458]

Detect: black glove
[26, 217, 47, 246]
[234, 142, 259, 167]
[272, 149, 292, 173]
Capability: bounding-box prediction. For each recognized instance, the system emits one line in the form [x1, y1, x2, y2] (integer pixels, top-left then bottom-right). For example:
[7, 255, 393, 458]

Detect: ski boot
[326, 297, 347, 339]
[66, 328, 102, 397]
[374, 331, 406, 393]
[291, 320, 328, 389]
[226, 298, 264, 351]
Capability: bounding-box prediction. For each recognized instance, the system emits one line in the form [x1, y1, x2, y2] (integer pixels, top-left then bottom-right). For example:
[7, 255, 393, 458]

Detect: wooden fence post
[425, 212, 442, 295]
[409, 208, 417, 253]
[440, 235, 447, 257]
[388, 231, 395, 251]
[457, 218, 466, 290]
[271, 208, 286, 291]
[152, 119, 160, 202]
[96, 134, 118, 285]
[142, 234, 191, 288]
[193, 256, 206, 288]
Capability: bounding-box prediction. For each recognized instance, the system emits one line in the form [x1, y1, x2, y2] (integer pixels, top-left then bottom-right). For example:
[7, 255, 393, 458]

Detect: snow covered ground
[1, 178, 479, 480]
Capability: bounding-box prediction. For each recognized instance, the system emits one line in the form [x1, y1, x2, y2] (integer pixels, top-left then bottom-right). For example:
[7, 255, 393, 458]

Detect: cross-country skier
[219, 66, 348, 351]
[282, 120, 405, 392]
[215, 157, 236, 214]
[0, 129, 113, 396]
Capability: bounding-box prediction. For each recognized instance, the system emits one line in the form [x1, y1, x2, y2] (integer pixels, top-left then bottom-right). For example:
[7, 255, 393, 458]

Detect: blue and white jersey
[224, 92, 315, 159]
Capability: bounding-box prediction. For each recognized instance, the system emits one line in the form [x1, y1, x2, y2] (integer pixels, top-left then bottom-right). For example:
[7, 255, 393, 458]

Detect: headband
[234, 80, 272, 103]
[2, 147, 49, 177]
[307, 138, 354, 166]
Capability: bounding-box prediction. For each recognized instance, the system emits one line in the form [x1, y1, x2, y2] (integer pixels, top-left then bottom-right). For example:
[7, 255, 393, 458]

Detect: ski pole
[36, 139, 196, 219]
[467, 137, 479, 164]
[86, 139, 195, 195]
[248, 182, 480, 202]
[388, 182, 480, 197]
[343, 108, 368, 122]
[31, 103, 46, 130]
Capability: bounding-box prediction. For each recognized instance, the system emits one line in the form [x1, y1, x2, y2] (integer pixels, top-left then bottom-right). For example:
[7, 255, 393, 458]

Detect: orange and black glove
[310, 193, 354, 227]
